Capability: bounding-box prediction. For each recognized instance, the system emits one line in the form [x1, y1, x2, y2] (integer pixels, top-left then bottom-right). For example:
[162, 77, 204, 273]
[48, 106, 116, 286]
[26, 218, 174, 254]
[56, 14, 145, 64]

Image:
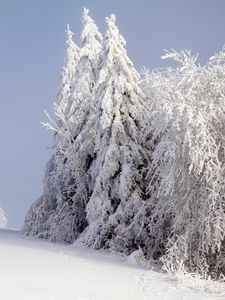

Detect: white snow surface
[0, 229, 224, 300]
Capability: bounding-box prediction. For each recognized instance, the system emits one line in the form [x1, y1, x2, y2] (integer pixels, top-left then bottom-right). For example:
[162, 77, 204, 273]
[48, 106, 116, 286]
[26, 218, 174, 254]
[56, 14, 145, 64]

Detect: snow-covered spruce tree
[81, 14, 150, 254]
[48, 8, 103, 243]
[143, 48, 225, 279]
[48, 27, 81, 243]
[23, 9, 103, 243]
[0, 206, 7, 229]
[67, 7, 103, 135]
[22, 26, 80, 240]
[57, 7, 103, 197]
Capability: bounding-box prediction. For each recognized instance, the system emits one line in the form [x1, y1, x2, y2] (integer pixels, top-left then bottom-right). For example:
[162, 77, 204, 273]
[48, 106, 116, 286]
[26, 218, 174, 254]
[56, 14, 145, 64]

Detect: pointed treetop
[66, 24, 74, 43]
[83, 7, 89, 20]
[57, 23, 79, 109]
[82, 7, 92, 26]
[105, 14, 126, 47]
[106, 14, 116, 24]
[96, 12, 141, 93]
[81, 7, 103, 47]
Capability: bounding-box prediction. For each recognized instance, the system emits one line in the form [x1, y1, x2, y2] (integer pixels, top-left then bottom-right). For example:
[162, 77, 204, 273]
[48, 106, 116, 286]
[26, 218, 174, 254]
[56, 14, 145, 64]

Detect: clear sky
[0, 0, 225, 229]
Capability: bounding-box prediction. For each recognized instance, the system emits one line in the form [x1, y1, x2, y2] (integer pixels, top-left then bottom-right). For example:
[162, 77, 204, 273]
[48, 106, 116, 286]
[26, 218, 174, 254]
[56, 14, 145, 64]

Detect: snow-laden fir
[23, 8, 225, 281]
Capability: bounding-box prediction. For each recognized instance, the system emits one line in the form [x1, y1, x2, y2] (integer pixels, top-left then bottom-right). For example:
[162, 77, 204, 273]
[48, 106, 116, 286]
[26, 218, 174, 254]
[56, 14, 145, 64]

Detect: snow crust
[0, 229, 224, 300]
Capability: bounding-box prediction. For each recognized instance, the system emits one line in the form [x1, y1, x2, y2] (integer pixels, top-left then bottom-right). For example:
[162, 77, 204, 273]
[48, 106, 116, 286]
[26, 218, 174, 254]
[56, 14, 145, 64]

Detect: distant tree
[81, 14, 149, 254]
[0, 206, 7, 229]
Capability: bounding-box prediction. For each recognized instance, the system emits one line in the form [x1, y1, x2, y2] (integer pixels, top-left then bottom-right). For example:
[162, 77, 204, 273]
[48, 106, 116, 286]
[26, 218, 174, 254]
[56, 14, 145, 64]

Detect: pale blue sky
[0, 0, 225, 229]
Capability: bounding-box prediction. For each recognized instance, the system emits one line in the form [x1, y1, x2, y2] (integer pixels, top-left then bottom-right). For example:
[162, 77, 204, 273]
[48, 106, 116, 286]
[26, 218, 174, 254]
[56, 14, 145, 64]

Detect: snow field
[0, 229, 224, 300]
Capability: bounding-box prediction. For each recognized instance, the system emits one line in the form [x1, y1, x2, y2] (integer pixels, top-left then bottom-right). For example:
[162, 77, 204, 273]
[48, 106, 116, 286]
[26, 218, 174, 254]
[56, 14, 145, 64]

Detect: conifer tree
[82, 14, 149, 253]
[23, 9, 103, 243]
[23, 26, 80, 239]
[49, 8, 103, 243]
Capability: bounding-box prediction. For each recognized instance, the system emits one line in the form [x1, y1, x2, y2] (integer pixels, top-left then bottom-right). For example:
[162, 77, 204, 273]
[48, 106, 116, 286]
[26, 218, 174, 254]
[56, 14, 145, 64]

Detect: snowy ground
[0, 229, 224, 300]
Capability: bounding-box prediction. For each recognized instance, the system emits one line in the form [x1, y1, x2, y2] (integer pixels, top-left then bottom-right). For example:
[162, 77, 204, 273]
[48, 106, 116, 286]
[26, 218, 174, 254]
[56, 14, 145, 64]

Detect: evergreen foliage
[81, 14, 149, 252]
